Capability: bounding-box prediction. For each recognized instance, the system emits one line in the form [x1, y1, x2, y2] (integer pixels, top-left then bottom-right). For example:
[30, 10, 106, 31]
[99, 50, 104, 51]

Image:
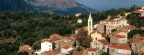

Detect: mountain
[0, 0, 36, 12]
[24, 0, 97, 15]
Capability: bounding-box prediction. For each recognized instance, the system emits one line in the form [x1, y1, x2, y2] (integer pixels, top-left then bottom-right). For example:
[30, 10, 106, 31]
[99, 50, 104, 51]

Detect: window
[95, 43, 97, 45]
[95, 37, 97, 40]
[49, 45, 51, 47]
[119, 25, 121, 27]
[89, 21, 91, 25]
[92, 53, 94, 55]
[90, 28, 91, 31]
[135, 44, 136, 46]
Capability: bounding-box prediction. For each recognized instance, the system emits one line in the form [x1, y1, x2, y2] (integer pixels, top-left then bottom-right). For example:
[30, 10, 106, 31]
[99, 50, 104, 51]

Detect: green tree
[76, 47, 82, 52]
[83, 36, 92, 48]
[111, 29, 117, 32]
[24, 37, 36, 46]
[32, 41, 41, 50]
[128, 29, 143, 38]
[0, 48, 7, 55]
[100, 52, 110, 55]
[75, 29, 89, 48]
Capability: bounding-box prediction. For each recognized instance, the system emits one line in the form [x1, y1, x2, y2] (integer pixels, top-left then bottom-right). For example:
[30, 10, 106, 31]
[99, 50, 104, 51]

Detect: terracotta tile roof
[73, 51, 83, 55]
[50, 34, 61, 41]
[50, 34, 59, 37]
[125, 25, 135, 29]
[123, 25, 135, 30]
[23, 45, 31, 49]
[132, 39, 143, 43]
[42, 50, 59, 55]
[140, 37, 144, 40]
[141, 53, 144, 55]
[114, 35, 126, 38]
[109, 31, 126, 36]
[87, 48, 97, 51]
[41, 39, 52, 43]
[70, 34, 76, 38]
[116, 25, 135, 32]
[110, 43, 131, 50]
[90, 30, 102, 34]
[19, 45, 34, 53]
[98, 39, 109, 45]
[63, 45, 70, 49]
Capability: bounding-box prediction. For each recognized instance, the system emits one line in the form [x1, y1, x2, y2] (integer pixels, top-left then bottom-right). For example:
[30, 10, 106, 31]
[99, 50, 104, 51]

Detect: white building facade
[41, 41, 52, 52]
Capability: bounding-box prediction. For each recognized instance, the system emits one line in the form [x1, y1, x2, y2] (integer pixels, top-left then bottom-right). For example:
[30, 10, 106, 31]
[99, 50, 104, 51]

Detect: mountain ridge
[24, 0, 97, 15]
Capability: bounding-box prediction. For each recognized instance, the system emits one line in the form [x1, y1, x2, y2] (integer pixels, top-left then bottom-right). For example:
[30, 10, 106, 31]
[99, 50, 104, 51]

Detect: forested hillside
[0, 5, 143, 55]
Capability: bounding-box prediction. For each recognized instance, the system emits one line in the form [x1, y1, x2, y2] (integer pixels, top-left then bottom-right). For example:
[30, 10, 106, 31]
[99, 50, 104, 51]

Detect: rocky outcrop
[24, 0, 97, 14]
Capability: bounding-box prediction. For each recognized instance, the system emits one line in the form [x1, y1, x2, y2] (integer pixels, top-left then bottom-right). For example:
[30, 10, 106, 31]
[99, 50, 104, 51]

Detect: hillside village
[18, 6, 144, 55]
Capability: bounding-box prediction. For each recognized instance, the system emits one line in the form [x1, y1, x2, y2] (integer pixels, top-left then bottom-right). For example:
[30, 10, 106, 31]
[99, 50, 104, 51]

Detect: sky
[75, 0, 144, 11]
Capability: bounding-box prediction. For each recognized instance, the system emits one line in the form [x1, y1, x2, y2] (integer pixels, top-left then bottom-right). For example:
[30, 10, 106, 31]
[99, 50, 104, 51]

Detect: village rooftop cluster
[18, 6, 144, 55]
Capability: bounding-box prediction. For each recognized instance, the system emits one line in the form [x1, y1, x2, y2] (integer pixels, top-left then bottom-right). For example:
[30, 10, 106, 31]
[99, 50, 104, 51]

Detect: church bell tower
[88, 14, 93, 35]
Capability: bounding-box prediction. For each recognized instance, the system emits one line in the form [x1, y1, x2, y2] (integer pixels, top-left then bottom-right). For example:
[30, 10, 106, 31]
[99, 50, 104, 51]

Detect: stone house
[91, 39, 109, 52]
[109, 43, 131, 55]
[110, 34, 127, 44]
[87, 48, 97, 55]
[131, 37, 144, 54]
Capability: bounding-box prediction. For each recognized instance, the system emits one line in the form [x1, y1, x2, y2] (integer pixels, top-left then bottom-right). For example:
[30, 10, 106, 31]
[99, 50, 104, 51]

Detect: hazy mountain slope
[0, 0, 36, 12]
[24, 0, 97, 14]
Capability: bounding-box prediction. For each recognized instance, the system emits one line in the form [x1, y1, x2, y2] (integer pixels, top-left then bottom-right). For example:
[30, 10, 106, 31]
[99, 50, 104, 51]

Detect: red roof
[114, 35, 126, 38]
[23, 45, 31, 49]
[116, 25, 135, 32]
[42, 50, 59, 55]
[140, 37, 144, 39]
[50, 34, 61, 41]
[125, 25, 135, 29]
[87, 48, 97, 51]
[110, 31, 125, 35]
[132, 39, 142, 43]
[98, 39, 109, 45]
[110, 43, 131, 50]
[63, 45, 70, 49]
[41, 39, 52, 43]
[70, 34, 76, 38]
[73, 51, 83, 55]
[132, 38, 144, 44]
